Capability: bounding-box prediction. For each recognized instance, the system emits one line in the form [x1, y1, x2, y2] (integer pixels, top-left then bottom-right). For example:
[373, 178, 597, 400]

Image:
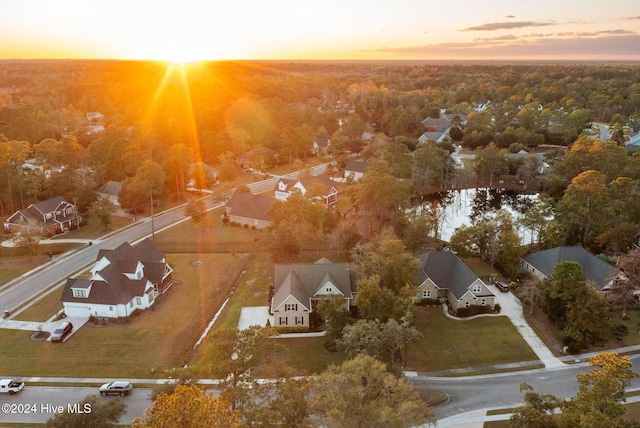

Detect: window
[148, 293, 154, 302]
[325, 287, 332, 293]
[464, 301, 470, 308]
[72, 289, 87, 298]
[109, 306, 114, 311]
[129, 301, 133, 308]
[472, 284, 481, 293]
[284, 303, 297, 312]
[481, 298, 486, 306]
[423, 290, 431, 299]
[295, 317, 304, 325]
[136, 297, 142, 305]
[279, 317, 288, 326]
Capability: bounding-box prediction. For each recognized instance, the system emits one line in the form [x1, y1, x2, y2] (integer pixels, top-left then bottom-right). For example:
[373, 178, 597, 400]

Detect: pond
[412, 188, 544, 244]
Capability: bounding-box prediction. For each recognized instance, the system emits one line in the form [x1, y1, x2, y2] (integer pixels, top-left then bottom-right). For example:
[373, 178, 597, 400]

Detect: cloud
[461, 21, 556, 31]
[598, 29, 635, 35]
[472, 35, 518, 42]
[365, 34, 640, 59]
[504, 15, 515, 19]
[620, 16, 640, 21]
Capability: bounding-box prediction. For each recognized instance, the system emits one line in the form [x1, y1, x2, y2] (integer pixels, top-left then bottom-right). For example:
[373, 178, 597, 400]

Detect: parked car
[50, 321, 73, 342]
[495, 281, 510, 292]
[100, 381, 133, 396]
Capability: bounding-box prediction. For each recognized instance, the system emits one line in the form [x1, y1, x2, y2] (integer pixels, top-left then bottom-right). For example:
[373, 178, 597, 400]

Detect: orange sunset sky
[1, 0, 640, 62]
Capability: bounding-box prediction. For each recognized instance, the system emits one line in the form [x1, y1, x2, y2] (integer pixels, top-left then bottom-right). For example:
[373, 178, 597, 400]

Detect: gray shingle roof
[415, 251, 480, 299]
[522, 246, 620, 290]
[271, 259, 355, 311]
[226, 192, 276, 222]
[61, 238, 169, 306]
[96, 181, 121, 197]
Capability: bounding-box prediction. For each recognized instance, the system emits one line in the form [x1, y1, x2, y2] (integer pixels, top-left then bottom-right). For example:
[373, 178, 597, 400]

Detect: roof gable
[415, 251, 482, 299]
[272, 259, 354, 311]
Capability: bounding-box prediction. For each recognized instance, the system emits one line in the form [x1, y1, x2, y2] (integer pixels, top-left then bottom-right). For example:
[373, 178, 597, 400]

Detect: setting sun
[0, 0, 638, 60]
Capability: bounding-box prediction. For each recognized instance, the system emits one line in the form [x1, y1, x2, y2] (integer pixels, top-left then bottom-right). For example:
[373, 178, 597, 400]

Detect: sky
[1, 0, 640, 61]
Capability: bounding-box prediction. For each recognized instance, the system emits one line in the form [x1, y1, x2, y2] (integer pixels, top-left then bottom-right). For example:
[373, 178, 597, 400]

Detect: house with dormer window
[60, 238, 173, 318]
[414, 250, 496, 312]
[271, 258, 355, 329]
[274, 174, 340, 206]
[4, 196, 80, 235]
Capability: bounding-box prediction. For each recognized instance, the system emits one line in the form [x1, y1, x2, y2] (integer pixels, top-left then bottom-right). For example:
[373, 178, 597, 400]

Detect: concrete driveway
[489, 285, 564, 369]
[0, 316, 89, 342]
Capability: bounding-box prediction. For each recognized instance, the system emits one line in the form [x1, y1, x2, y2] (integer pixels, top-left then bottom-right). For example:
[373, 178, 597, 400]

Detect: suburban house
[4, 196, 80, 235]
[225, 191, 276, 229]
[188, 162, 218, 188]
[95, 181, 122, 206]
[271, 258, 356, 329]
[506, 150, 547, 174]
[625, 133, 640, 152]
[418, 113, 465, 144]
[60, 238, 173, 318]
[274, 174, 339, 206]
[521, 246, 622, 291]
[312, 137, 331, 155]
[344, 159, 367, 181]
[86, 111, 104, 122]
[414, 251, 496, 312]
[236, 147, 280, 170]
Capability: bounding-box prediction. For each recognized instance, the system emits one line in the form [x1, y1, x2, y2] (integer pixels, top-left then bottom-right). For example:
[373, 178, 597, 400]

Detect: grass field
[407, 306, 538, 372]
[0, 253, 250, 378]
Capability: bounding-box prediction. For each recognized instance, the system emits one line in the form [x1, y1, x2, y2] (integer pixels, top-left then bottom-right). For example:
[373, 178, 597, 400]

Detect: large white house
[61, 239, 173, 318]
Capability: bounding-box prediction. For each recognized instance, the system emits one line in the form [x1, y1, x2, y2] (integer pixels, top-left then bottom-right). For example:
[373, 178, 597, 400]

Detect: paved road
[248, 162, 329, 194]
[0, 199, 223, 316]
[0, 386, 153, 424]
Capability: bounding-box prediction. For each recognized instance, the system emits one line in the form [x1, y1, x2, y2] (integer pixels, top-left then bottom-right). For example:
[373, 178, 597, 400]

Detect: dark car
[50, 321, 73, 342]
[99, 381, 133, 396]
[495, 281, 510, 292]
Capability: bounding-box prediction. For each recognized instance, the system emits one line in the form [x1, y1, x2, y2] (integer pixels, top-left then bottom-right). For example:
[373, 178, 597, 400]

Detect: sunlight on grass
[0, 253, 250, 378]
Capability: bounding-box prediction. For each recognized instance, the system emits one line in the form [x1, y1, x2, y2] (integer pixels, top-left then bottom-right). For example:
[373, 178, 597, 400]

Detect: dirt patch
[31, 331, 50, 341]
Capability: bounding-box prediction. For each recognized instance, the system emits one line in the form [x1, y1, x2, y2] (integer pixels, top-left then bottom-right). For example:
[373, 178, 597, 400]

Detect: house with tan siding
[271, 258, 355, 329]
[225, 192, 276, 229]
[415, 251, 495, 312]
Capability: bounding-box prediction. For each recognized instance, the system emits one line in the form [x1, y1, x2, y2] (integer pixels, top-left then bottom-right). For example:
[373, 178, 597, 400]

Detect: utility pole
[150, 190, 155, 239]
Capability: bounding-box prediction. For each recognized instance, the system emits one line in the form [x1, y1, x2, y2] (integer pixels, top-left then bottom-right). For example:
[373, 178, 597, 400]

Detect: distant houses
[4, 196, 80, 235]
[61, 238, 173, 318]
[274, 174, 339, 206]
[344, 159, 367, 181]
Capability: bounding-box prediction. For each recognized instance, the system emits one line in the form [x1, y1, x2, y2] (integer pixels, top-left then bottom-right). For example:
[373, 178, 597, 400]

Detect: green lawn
[407, 306, 538, 372]
[152, 207, 266, 254]
[0, 253, 250, 378]
[0, 243, 82, 287]
[57, 216, 133, 240]
[12, 288, 63, 322]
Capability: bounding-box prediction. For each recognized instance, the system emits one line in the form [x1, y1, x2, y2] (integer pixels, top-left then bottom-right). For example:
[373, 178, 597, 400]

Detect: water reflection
[415, 188, 541, 243]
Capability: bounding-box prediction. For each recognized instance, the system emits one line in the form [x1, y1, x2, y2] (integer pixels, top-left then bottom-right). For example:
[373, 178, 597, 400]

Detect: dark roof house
[521, 246, 621, 291]
[225, 192, 276, 229]
[61, 238, 173, 318]
[270, 258, 356, 328]
[414, 251, 496, 312]
[4, 196, 80, 234]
